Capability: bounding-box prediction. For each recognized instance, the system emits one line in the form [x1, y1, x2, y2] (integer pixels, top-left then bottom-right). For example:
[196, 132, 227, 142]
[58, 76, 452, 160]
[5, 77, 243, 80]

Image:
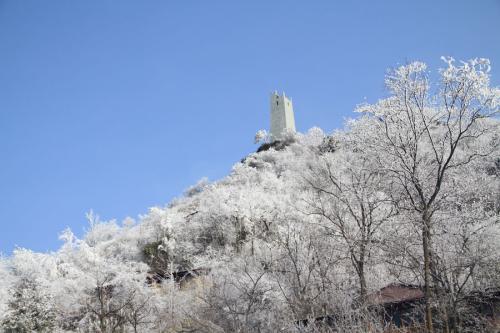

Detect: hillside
[1, 58, 499, 333]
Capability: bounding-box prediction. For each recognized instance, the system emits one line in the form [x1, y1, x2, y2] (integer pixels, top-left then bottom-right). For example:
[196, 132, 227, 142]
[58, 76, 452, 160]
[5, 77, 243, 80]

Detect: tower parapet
[270, 91, 296, 141]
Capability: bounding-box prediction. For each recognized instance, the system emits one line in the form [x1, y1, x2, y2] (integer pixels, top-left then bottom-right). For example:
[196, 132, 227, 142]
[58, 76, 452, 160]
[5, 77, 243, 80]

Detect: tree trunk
[358, 253, 367, 303]
[442, 303, 450, 333]
[422, 212, 434, 333]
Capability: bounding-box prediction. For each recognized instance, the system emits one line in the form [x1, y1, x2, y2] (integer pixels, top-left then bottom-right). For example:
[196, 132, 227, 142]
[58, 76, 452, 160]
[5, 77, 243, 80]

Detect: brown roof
[366, 284, 424, 305]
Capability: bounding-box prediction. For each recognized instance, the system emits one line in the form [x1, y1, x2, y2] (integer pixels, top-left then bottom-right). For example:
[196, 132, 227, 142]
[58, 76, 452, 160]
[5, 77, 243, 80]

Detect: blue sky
[0, 0, 499, 254]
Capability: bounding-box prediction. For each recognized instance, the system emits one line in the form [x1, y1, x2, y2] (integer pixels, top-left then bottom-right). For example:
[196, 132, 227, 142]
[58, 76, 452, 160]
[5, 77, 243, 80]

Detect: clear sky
[0, 0, 499, 254]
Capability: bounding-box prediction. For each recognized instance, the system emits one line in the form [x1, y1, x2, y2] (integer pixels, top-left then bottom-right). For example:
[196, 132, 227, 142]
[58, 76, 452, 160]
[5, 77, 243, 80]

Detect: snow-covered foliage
[1, 278, 56, 332]
[0, 58, 498, 333]
[254, 129, 270, 144]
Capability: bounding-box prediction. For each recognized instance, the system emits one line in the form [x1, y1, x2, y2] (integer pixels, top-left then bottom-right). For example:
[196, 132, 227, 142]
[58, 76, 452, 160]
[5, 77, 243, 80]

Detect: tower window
[276, 101, 279, 105]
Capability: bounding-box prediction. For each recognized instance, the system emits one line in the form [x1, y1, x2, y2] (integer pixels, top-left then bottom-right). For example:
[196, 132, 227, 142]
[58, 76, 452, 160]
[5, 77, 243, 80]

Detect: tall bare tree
[351, 57, 499, 332]
[302, 145, 397, 302]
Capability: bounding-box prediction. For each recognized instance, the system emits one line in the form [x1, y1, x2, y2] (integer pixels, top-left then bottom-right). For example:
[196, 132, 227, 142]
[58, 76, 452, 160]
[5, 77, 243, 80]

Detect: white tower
[270, 91, 296, 141]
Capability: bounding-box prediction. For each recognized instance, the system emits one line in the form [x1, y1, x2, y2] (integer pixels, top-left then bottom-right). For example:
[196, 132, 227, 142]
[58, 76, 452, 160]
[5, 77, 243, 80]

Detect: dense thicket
[1, 58, 499, 332]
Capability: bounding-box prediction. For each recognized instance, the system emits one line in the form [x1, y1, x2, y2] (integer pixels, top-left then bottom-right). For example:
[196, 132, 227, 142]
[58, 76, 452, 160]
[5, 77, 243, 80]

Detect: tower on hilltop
[270, 91, 296, 141]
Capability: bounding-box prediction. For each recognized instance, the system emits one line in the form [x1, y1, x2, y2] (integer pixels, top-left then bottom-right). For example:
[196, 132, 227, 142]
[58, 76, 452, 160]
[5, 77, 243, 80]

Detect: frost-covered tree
[0, 257, 14, 323]
[201, 257, 282, 332]
[302, 133, 397, 302]
[254, 129, 270, 144]
[352, 57, 499, 332]
[1, 278, 56, 333]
